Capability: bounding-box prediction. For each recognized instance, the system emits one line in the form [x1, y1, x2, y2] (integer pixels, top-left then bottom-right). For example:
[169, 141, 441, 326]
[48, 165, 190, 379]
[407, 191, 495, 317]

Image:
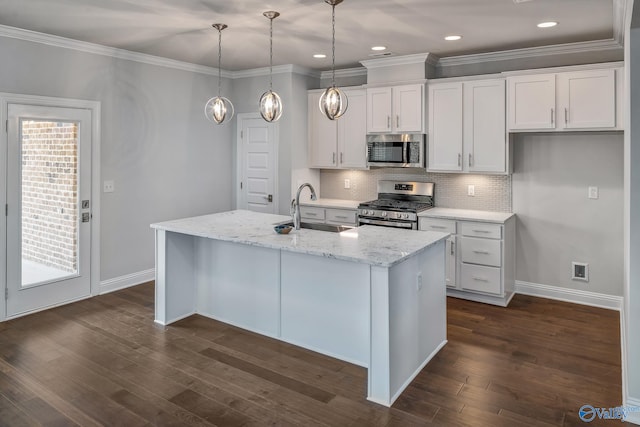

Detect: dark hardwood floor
[0, 282, 622, 426]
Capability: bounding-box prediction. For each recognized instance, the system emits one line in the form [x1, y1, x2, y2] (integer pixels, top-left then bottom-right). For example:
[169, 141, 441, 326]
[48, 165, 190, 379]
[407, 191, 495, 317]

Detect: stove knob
[381, 212, 387, 217]
[403, 213, 409, 219]
[368, 210, 374, 216]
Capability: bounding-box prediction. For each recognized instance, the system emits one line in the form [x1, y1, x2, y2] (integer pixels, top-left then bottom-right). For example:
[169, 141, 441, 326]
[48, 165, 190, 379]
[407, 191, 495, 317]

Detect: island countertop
[151, 210, 448, 268]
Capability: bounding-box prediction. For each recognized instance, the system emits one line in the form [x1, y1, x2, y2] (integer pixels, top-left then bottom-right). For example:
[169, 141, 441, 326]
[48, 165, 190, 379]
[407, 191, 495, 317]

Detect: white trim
[233, 64, 320, 79]
[501, 61, 624, 76]
[0, 24, 231, 78]
[360, 53, 432, 70]
[614, 0, 630, 45]
[515, 280, 623, 311]
[625, 397, 640, 425]
[440, 39, 623, 68]
[99, 268, 155, 295]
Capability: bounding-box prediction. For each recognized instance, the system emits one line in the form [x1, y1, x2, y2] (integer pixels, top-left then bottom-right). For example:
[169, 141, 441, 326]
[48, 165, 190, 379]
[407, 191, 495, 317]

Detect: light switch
[588, 186, 598, 199]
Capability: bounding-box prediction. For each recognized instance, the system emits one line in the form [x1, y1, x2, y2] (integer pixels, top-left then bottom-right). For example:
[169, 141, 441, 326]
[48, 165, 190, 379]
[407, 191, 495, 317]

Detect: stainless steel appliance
[357, 180, 434, 229]
[366, 134, 425, 168]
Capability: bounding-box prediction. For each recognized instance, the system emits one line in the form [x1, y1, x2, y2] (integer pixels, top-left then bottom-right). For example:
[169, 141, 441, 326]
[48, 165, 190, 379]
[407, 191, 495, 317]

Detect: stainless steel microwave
[366, 134, 425, 168]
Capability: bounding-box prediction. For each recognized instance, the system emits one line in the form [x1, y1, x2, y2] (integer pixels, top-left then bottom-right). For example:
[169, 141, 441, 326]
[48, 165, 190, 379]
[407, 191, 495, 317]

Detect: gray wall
[512, 133, 624, 296]
[0, 36, 233, 282]
[627, 13, 640, 404]
[231, 72, 319, 214]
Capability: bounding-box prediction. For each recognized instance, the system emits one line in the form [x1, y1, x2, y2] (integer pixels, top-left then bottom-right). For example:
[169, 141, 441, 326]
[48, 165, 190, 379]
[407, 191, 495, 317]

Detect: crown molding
[319, 67, 367, 81]
[360, 53, 432, 69]
[232, 64, 320, 79]
[438, 38, 623, 68]
[0, 24, 234, 78]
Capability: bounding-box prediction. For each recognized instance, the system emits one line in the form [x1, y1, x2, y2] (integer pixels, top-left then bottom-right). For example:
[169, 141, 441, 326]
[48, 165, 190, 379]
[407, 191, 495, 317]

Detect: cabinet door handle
[472, 276, 489, 282]
[306, 212, 318, 216]
[396, 115, 400, 129]
[472, 229, 490, 233]
[335, 215, 348, 219]
[340, 152, 343, 164]
[565, 108, 568, 125]
[387, 116, 391, 129]
[450, 241, 455, 255]
[468, 153, 473, 167]
[332, 152, 336, 164]
[458, 153, 462, 167]
[551, 108, 554, 125]
[472, 250, 490, 255]
[430, 225, 447, 229]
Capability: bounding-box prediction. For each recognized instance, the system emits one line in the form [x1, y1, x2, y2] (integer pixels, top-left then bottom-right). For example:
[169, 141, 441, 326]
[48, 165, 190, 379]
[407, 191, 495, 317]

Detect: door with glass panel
[6, 104, 92, 317]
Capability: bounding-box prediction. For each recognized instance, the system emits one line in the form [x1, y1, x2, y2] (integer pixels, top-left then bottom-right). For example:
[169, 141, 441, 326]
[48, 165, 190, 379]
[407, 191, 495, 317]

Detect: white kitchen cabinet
[419, 214, 515, 306]
[366, 84, 424, 133]
[308, 88, 367, 169]
[507, 67, 618, 131]
[418, 218, 457, 289]
[428, 79, 506, 174]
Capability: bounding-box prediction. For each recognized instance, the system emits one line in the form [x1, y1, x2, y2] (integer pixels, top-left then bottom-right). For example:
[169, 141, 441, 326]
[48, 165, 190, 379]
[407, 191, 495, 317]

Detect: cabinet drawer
[325, 208, 356, 225]
[460, 237, 501, 267]
[300, 206, 325, 221]
[419, 218, 457, 233]
[460, 263, 502, 295]
[460, 222, 502, 239]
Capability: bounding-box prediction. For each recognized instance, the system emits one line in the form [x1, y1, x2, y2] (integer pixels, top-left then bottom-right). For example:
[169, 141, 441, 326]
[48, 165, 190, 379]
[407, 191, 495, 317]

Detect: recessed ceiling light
[371, 46, 387, 51]
[313, 54, 326, 59]
[444, 35, 462, 41]
[537, 21, 558, 28]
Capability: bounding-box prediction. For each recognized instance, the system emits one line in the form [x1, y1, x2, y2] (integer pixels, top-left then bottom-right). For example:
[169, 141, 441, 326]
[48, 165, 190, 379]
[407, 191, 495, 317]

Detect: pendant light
[205, 23, 234, 125]
[319, 0, 348, 120]
[259, 11, 283, 122]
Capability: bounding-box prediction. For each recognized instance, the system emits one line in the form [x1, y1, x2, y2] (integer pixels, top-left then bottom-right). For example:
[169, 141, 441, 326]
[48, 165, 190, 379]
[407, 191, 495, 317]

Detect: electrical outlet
[344, 179, 350, 189]
[572, 262, 589, 282]
[588, 186, 599, 199]
[103, 180, 115, 193]
[467, 185, 475, 196]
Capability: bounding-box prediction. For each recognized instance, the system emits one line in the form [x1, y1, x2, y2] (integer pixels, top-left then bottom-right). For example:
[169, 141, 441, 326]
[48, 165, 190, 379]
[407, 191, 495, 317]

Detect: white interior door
[237, 114, 278, 214]
[6, 104, 92, 317]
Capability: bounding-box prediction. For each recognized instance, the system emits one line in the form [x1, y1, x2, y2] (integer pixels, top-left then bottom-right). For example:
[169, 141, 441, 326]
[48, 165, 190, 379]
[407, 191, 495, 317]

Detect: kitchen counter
[152, 210, 447, 268]
[152, 210, 448, 407]
[419, 207, 514, 223]
[299, 198, 362, 209]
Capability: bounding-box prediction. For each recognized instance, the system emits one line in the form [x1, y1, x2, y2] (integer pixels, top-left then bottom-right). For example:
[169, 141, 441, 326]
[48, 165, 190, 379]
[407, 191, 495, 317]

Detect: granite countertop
[299, 198, 363, 210]
[419, 208, 515, 223]
[151, 210, 448, 268]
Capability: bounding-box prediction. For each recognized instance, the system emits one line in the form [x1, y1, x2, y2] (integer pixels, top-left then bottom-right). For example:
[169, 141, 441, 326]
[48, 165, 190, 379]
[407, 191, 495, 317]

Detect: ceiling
[0, 0, 619, 71]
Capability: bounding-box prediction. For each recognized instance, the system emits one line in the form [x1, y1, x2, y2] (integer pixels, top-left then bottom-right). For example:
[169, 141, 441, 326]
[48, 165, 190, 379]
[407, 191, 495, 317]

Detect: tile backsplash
[320, 168, 512, 212]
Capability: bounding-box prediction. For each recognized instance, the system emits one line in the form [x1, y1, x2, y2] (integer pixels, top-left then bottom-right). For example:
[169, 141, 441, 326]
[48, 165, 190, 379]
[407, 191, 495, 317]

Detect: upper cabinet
[428, 78, 507, 174]
[308, 88, 367, 169]
[508, 67, 620, 132]
[366, 84, 424, 133]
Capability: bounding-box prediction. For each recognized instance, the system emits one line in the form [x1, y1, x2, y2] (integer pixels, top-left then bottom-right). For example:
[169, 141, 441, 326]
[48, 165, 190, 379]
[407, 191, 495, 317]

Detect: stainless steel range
[357, 181, 434, 229]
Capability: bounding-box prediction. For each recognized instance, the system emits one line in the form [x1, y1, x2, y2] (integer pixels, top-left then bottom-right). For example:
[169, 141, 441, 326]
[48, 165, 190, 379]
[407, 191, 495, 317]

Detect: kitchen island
[151, 210, 448, 406]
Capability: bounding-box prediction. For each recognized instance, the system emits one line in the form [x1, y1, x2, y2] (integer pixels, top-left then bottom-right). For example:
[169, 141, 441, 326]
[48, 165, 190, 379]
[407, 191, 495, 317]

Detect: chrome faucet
[292, 183, 317, 230]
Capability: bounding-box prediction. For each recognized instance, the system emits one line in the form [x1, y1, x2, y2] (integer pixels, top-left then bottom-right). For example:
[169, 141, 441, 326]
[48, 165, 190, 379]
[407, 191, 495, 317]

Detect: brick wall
[21, 121, 78, 273]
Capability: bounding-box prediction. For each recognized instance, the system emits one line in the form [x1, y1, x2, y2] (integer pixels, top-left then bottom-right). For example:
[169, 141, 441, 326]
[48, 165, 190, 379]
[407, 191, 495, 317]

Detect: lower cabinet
[419, 216, 515, 306]
[300, 205, 358, 226]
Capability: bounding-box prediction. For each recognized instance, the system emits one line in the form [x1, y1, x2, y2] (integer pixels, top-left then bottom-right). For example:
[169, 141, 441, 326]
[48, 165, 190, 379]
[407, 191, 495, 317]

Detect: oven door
[358, 217, 416, 230]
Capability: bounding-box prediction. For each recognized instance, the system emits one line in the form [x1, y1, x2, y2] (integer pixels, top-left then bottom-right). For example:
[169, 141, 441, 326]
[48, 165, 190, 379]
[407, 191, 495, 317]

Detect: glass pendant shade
[259, 11, 283, 122]
[259, 90, 283, 122]
[321, 0, 348, 121]
[205, 23, 234, 125]
[319, 86, 348, 120]
[205, 96, 234, 124]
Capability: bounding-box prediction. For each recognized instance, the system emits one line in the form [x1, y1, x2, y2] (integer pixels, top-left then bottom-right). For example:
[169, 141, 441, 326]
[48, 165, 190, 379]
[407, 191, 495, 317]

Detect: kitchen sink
[275, 221, 354, 233]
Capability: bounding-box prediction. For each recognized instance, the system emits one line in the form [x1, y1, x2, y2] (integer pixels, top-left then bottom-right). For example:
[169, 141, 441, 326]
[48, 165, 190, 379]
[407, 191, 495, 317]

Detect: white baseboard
[515, 280, 623, 311]
[624, 397, 640, 425]
[99, 268, 155, 295]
